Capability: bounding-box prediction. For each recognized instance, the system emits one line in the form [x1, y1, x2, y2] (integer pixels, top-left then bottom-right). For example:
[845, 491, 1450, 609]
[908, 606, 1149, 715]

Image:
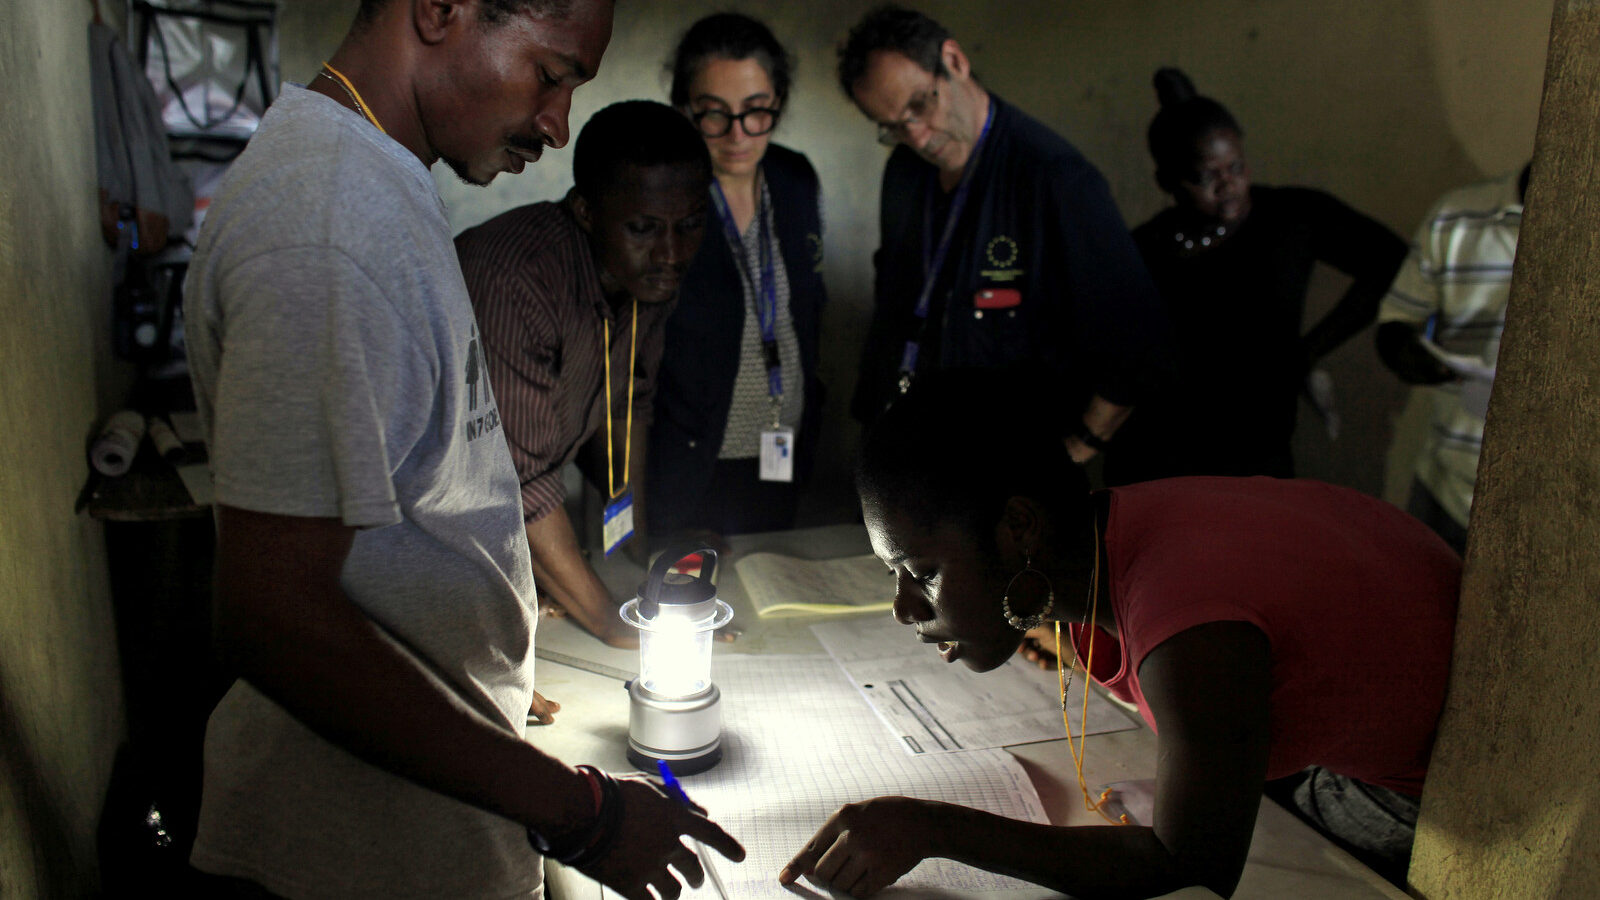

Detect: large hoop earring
[1001, 552, 1055, 632]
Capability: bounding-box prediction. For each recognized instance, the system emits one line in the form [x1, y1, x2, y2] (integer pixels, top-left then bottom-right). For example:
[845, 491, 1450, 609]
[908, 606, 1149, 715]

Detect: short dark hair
[669, 13, 794, 110]
[356, 0, 575, 27]
[1146, 67, 1243, 187]
[572, 100, 712, 201]
[856, 369, 1091, 541]
[837, 4, 950, 98]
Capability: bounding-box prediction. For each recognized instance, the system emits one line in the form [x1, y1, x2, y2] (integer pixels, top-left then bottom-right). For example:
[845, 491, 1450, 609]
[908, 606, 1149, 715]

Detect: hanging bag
[131, 0, 279, 144]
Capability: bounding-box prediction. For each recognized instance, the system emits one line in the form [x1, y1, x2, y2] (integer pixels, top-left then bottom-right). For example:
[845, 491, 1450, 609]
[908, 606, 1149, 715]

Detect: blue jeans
[1289, 767, 1421, 886]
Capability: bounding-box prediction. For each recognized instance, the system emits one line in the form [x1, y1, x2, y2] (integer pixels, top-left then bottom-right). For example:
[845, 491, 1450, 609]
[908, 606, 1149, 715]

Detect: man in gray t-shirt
[183, 2, 741, 897]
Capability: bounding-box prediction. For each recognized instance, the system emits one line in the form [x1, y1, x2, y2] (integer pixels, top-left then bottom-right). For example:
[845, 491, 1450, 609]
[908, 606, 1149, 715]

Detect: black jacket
[648, 144, 827, 522]
[851, 95, 1170, 423]
[1106, 185, 1406, 483]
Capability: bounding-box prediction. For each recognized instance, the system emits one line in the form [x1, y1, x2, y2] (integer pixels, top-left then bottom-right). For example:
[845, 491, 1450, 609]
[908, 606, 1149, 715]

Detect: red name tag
[974, 288, 1022, 310]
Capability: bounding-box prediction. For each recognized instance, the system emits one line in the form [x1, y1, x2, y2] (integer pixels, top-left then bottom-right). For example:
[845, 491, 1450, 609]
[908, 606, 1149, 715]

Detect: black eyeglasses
[876, 80, 941, 146]
[692, 107, 780, 138]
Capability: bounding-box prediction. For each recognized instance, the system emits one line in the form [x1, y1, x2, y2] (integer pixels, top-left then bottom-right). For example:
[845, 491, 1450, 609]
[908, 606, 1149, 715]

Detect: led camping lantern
[620, 543, 733, 774]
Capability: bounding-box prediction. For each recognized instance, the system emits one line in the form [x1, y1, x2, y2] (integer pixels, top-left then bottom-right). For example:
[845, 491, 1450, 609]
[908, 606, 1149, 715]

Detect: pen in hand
[658, 759, 734, 899]
[657, 758, 698, 808]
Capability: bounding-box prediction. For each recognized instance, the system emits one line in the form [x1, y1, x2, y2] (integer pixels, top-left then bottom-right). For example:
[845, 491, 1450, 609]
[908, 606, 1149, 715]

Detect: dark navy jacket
[851, 94, 1171, 423]
[648, 144, 827, 521]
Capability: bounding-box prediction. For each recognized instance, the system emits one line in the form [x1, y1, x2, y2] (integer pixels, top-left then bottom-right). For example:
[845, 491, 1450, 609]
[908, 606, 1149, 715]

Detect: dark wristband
[529, 765, 624, 867]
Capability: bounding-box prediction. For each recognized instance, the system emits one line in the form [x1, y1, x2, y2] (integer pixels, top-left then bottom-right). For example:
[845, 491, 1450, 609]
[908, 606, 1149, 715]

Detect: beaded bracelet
[562, 767, 624, 869]
[528, 766, 626, 868]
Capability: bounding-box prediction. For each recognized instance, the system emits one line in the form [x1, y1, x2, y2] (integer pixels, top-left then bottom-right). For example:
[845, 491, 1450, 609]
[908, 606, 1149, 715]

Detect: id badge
[759, 427, 795, 483]
[601, 492, 635, 557]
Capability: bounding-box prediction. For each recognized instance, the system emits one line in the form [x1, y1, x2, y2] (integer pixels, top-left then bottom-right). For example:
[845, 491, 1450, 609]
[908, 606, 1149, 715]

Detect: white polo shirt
[1378, 170, 1522, 528]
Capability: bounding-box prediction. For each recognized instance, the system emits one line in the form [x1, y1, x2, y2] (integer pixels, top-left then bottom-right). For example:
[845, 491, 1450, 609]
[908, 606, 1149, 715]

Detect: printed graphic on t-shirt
[463, 323, 502, 442]
[466, 333, 482, 410]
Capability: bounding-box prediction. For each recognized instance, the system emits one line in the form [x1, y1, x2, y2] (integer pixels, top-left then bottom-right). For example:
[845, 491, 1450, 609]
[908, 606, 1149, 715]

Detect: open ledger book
[732, 552, 894, 617]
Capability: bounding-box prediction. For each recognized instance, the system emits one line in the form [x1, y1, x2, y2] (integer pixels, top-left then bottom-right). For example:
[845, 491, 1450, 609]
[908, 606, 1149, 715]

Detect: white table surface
[529, 525, 1406, 900]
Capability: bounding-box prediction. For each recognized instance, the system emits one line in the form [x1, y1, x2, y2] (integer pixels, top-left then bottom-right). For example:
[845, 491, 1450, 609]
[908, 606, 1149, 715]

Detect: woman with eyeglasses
[1103, 68, 1408, 486]
[647, 13, 827, 540]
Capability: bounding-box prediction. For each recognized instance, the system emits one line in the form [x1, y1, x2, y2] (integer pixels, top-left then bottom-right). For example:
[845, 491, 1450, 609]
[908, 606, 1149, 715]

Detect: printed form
[604, 655, 1049, 899]
[812, 616, 1137, 754]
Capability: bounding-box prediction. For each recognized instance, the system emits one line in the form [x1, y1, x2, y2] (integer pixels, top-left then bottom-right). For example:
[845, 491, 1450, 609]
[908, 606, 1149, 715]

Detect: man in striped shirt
[1376, 165, 1528, 553]
[458, 101, 712, 646]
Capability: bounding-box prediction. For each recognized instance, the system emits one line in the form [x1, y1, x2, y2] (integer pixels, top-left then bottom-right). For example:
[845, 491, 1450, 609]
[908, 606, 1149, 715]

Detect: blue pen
[659, 761, 729, 898]
[657, 759, 695, 806]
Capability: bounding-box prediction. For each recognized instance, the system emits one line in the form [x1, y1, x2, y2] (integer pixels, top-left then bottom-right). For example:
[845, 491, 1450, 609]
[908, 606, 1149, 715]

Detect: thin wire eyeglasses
[876, 81, 941, 146]
[692, 107, 780, 138]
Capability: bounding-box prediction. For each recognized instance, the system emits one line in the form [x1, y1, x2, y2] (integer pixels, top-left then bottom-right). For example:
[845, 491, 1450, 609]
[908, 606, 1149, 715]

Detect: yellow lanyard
[1056, 519, 1128, 825]
[602, 302, 638, 500]
[320, 61, 386, 134]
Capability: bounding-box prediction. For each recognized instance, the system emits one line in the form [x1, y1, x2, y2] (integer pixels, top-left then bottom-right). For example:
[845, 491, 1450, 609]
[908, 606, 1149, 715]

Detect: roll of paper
[90, 409, 146, 476]
[147, 415, 185, 464]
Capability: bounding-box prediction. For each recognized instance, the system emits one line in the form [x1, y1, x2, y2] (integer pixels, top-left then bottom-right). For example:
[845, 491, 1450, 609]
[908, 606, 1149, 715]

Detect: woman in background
[1105, 68, 1406, 485]
[648, 13, 827, 540]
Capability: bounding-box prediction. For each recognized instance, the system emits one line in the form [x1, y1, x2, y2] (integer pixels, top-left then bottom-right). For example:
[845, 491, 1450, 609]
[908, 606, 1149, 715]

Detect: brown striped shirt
[456, 201, 673, 522]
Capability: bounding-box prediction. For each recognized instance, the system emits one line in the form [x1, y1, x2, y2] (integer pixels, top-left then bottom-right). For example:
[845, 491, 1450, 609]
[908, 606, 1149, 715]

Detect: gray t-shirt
[184, 84, 542, 899]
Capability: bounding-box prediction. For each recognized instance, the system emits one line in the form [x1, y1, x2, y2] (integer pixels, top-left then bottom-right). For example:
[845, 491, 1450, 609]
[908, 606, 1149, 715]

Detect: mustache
[507, 133, 546, 158]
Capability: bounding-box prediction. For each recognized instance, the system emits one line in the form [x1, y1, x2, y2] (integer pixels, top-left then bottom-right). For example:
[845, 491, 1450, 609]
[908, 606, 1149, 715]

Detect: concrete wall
[1, 0, 131, 896]
[1409, 2, 1600, 894]
[275, 0, 1549, 511]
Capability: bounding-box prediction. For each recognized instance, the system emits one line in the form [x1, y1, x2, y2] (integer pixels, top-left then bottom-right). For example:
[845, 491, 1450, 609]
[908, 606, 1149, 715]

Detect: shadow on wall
[960, 0, 1510, 499]
[973, 0, 1521, 227]
[267, 0, 1543, 509]
[1274, 0, 1495, 499]
[1289, 268, 1408, 498]
[0, 671, 78, 896]
[1554, 792, 1600, 898]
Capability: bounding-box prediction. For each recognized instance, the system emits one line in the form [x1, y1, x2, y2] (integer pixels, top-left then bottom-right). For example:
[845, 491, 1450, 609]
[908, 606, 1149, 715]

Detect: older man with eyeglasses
[839, 5, 1172, 468]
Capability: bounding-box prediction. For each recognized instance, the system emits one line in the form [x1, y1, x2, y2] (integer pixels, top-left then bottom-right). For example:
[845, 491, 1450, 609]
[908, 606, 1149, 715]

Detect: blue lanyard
[899, 98, 997, 387]
[710, 178, 783, 400]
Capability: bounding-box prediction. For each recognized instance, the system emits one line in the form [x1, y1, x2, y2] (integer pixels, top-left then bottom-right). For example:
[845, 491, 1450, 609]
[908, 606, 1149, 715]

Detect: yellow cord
[602, 302, 638, 500]
[320, 61, 386, 134]
[1056, 519, 1129, 826]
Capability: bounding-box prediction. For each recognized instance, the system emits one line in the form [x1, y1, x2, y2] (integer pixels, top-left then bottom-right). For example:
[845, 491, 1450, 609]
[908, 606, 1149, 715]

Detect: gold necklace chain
[320, 61, 386, 134]
[1055, 517, 1128, 825]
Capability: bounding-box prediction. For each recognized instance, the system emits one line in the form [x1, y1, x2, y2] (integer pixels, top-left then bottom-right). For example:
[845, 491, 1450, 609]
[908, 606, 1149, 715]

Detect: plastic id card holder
[759, 427, 795, 482]
[602, 492, 635, 557]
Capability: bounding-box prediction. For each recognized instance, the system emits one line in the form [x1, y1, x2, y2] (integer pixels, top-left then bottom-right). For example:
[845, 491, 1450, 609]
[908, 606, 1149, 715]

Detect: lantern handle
[640, 541, 719, 618]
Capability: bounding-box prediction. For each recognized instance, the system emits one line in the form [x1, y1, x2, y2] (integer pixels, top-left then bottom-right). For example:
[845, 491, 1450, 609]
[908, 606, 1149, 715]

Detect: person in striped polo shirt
[457, 101, 713, 648]
[1377, 164, 1528, 553]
